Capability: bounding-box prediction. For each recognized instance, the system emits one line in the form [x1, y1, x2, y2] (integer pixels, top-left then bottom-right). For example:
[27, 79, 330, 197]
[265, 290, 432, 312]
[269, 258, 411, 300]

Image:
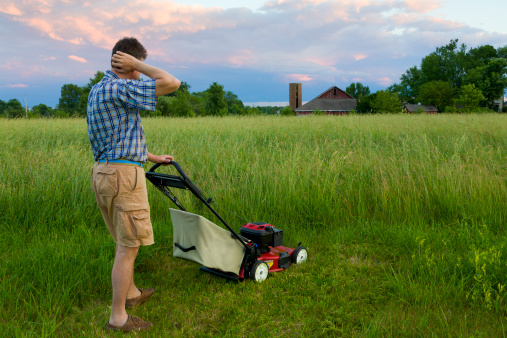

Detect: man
[87, 37, 180, 332]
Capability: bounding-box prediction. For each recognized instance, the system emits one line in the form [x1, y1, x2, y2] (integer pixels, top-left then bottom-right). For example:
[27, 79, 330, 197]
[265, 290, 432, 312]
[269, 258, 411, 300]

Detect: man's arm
[148, 153, 173, 165]
[112, 51, 181, 97]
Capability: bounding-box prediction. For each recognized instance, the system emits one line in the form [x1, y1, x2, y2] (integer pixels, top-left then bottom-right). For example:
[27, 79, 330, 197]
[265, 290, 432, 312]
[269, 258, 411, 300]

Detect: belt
[97, 159, 143, 167]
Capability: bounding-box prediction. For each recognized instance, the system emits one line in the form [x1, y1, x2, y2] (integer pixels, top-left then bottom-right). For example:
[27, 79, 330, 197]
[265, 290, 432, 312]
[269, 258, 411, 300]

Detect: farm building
[492, 96, 505, 112]
[403, 104, 438, 114]
[292, 86, 357, 116]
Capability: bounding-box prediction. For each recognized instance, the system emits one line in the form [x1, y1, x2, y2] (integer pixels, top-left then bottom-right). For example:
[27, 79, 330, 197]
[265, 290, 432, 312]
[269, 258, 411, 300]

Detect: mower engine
[239, 222, 308, 282]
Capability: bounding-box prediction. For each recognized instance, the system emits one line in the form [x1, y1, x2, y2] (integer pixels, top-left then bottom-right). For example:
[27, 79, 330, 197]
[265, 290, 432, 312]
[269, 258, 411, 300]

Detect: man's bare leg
[127, 268, 142, 299]
[108, 244, 140, 326]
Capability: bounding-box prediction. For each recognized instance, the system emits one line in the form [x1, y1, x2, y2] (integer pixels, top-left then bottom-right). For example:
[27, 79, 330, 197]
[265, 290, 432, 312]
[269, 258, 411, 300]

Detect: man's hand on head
[111, 51, 140, 73]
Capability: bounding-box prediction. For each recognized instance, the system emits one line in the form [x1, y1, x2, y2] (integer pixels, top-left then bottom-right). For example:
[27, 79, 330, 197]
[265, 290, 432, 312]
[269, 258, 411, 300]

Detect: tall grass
[1, 114, 506, 336]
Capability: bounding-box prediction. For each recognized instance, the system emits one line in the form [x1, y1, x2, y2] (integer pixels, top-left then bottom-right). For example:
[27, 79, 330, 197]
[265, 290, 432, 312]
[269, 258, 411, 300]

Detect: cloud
[404, 0, 441, 13]
[354, 54, 368, 61]
[68, 55, 87, 63]
[8, 84, 28, 88]
[0, 3, 22, 15]
[1, 0, 507, 106]
[285, 74, 316, 82]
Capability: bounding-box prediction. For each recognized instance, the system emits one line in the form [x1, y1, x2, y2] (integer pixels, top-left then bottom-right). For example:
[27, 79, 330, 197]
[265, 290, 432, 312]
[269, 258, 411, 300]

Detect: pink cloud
[306, 57, 336, 67]
[228, 50, 256, 67]
[68, 55, 87, 63]
[404, 0, 441, 13]
[14, 17, 64, 41]
[286, 74, 316, 82]
[354, 54, 368, 61]
[0, 3, 23, 15]
[8, 84, 28, 88]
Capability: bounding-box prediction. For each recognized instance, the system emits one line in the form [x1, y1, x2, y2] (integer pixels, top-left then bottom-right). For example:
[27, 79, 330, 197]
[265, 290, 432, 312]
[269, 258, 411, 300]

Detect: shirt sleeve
[116, 79, 157, 111]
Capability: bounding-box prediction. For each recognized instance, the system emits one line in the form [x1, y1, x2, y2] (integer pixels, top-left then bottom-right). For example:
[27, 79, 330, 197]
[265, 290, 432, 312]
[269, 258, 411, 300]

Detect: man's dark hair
[112, 37, 148, 61]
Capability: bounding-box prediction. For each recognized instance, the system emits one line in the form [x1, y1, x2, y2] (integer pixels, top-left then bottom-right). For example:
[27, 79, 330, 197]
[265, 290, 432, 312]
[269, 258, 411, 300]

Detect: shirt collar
[105, 70, 120, 80]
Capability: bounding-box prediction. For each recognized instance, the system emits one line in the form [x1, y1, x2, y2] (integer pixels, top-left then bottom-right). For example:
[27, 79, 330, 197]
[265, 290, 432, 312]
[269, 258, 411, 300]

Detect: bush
[280, 106, 294, 116]
[444, 106, 458, 114]
[312, 109, 324, 115]
[54, 109, 69, 118]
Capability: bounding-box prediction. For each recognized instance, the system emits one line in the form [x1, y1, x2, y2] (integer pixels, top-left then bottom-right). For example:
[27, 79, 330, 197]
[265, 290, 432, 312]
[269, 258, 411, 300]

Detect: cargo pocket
[94, 168, 118, 196]
[114, 204, 152, 241]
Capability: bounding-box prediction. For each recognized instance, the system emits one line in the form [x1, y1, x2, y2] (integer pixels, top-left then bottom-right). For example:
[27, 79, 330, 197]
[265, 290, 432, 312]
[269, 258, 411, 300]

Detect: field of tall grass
[1, 114, 506, 336]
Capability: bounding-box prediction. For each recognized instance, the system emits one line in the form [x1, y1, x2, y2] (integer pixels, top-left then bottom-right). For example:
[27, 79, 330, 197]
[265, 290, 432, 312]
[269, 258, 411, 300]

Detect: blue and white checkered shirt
[87, 70, 156, 163]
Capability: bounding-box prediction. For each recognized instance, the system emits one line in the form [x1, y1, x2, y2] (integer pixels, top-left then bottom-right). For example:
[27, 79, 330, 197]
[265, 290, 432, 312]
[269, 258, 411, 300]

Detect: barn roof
[294, 86, 357, 112]
[295, 98, 357, 112]
[404, 104, 437, 112]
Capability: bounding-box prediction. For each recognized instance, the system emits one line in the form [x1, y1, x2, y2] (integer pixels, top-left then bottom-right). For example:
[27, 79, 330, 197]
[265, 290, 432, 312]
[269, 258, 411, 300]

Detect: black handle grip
[149, 161, 187, 178]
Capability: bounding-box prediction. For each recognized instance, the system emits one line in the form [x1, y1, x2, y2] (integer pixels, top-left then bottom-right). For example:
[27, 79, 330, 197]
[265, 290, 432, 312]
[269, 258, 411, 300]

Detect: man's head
[111, 37, 148, 80]
[111, 37, 147, 65]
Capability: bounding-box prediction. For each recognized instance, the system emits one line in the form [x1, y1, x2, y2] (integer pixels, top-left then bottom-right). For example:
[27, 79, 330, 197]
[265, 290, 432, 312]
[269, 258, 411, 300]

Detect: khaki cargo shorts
[91, 163, 154, 247]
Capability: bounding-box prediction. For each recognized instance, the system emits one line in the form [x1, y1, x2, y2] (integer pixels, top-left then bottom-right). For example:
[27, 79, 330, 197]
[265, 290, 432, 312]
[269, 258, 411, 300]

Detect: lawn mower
[145, 161, 308, 282]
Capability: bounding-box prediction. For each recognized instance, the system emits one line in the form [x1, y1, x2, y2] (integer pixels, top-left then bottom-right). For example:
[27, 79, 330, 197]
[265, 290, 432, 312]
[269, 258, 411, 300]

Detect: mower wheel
[292, 246, 308, 264]
[250, 260, 269, 282]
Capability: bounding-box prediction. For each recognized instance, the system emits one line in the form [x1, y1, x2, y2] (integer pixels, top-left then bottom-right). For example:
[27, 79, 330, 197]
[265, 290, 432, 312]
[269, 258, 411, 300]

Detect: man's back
[86, 70, 156, 163]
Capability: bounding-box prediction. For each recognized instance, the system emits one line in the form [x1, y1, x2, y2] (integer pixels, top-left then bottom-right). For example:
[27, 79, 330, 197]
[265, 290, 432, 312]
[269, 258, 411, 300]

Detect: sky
[1, 0, 506, 108]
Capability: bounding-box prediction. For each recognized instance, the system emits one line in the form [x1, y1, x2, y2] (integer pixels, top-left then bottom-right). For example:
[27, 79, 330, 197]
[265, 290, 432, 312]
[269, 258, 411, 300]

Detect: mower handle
[149, 161, 187, 178]
[146, 161, 254, 253]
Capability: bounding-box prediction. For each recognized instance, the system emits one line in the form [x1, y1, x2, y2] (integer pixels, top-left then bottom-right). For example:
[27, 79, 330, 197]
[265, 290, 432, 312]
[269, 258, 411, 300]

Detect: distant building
[289, 83, 302, 110]
[492, 96, 504, 112]
[404, 104, 438, 114]
[294, 86, 357, 115]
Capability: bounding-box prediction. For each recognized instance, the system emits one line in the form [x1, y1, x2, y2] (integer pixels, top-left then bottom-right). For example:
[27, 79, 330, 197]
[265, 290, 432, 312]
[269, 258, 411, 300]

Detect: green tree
[156, 96, 174, 116]
[6, 99, 25, 118]
[170, 90, 195, 117]
[387, 83, 413, 104]
[59, 84, 84, 115]
[204, 82, 227, 116]
[0, 100, 6, 117]
[417, 80, 455, 112]
[400, 66, 425, 99]
[32, 103, 53, 118]
[421, 39, 468, 87]
[224, 91, 245, 115]
[356, 93, 377, 113]
[454, 84, 485, 113]
[463, 58, 507, 107]
[346, 82, 371, 100]
[80, 71, 105, 110]
[398, 40, 507, 108]
[245, 106, 261, 115]
[372, 90, 401, 113]
[399, 39, 467, 98]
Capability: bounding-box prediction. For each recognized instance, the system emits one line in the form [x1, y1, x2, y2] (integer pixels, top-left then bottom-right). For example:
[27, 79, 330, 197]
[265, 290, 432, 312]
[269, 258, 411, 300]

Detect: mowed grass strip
[0, 114, 506, 336]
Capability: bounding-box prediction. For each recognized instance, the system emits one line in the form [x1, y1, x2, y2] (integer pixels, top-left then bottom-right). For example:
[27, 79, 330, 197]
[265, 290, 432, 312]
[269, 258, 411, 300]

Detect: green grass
[0, 114, 506, 336]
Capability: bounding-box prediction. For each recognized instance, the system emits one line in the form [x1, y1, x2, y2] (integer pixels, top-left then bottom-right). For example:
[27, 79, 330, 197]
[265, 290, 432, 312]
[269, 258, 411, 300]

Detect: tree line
[1, 71, 263, 118]
[347, 40, 507, 114]
[2, 39, 506, 118]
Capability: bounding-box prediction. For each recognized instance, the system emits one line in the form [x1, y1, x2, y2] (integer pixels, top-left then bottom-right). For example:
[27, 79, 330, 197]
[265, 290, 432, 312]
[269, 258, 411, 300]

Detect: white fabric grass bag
[170, 208, 245, 274]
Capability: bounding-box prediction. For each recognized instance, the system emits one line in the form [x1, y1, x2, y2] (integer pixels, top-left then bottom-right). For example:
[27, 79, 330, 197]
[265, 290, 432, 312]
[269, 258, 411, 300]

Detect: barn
[294, 86, 357, 116]
[403, 104, 438, 114]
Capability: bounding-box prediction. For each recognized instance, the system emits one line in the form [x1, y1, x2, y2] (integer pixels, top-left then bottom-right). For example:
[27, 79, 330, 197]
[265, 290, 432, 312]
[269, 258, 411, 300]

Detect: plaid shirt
[87, 70, 157, 163]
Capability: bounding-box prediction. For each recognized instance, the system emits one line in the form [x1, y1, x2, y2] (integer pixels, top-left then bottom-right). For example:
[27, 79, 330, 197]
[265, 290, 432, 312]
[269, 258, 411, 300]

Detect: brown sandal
[105, 315, 153, 332]
[125, 288, 155, 309]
